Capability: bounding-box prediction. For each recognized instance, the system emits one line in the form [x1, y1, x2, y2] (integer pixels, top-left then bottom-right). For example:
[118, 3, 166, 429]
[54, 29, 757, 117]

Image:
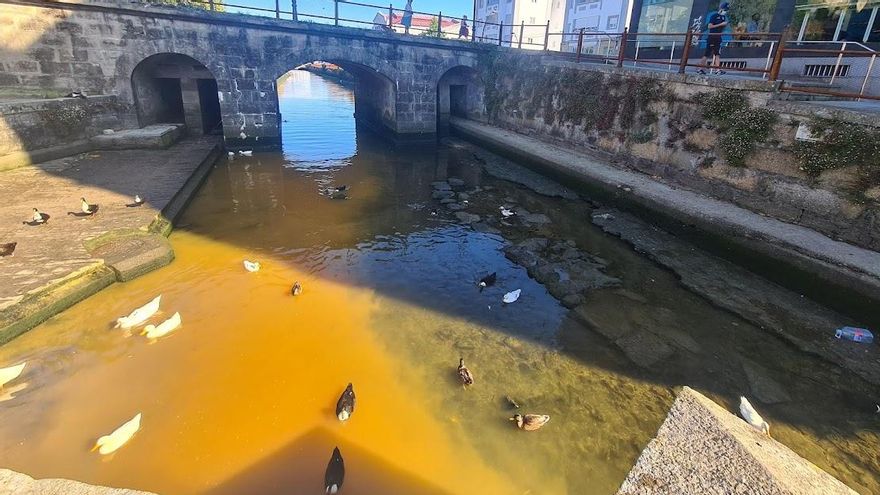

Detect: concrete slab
[90, 124, 184, 150]
[0, 137, 220, 343]
[617, 387, 858, 495]
[450, 118, 880, 306]
[0, 468, 156, 495]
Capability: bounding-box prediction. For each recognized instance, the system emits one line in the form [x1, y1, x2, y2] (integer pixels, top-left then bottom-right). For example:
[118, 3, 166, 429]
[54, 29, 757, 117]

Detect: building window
[577, 15, 601, 30]
[637, 0, 693, 34]
[529, 16, 536, 23]
[607, 15, 619, 30]
[589, 0, 601, 9]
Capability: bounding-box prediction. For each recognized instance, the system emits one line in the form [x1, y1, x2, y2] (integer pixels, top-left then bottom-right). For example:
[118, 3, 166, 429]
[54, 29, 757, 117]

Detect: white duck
[503, 289, 521, 304]
[239, 150, 253, 157]
[0, 362, 26, 389]
[115, 295, 161, 329]
[739, 396, 770, 436]
[142, 312, 181, 339]
[243, 260, 261, 272]
[500, 207, 515, 218]
[93, 413, 142, 455]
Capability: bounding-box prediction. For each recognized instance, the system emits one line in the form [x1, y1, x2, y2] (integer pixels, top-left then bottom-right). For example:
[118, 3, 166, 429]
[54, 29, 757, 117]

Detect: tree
[420, 16, 444, 38]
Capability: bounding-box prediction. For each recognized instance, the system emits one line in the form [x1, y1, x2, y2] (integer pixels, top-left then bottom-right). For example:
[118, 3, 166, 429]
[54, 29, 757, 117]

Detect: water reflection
[0, 72, 877, 495]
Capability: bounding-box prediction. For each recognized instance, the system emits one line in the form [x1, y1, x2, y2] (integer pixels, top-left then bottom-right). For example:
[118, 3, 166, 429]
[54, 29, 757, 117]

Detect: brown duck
[457, 358, 474, 386]
[510, 414, 550, 431]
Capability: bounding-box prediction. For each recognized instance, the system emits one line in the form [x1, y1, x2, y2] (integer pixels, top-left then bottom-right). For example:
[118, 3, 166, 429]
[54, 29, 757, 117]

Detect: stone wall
[0, 0, 482, 148]
[480, 50, 880, 251]
[0, 95, 126, 157]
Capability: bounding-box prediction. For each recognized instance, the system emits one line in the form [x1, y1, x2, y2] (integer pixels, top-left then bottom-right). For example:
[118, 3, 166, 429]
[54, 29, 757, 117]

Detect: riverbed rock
[473, 222, 502, 235]
[454, 212, 481, 224]
[518, 237, 550, 251]
[523, 213, 552, 225]
[741, 358, 792, 404]
[448, 177, 466, 187]
[439, 198, 457, 204]
[431, 181, 451, 191]
[432, 190, 455, 200]
[616, 331, 675, 368]
[447, 203, 466, 211]
[457, 192, 470, 201]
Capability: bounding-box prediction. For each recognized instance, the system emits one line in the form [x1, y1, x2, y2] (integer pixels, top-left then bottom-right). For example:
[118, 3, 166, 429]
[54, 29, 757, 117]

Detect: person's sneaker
[697, 68, 707, 75]
[717, 69, 726, 75]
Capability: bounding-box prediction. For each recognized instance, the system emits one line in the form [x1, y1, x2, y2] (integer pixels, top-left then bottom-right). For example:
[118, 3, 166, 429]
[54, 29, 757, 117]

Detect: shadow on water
[2, 71, 878, 494]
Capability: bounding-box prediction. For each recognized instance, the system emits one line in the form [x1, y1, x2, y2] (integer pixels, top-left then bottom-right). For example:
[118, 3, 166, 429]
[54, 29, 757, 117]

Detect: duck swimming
[739, 396, 770, 436]
[243, 260, 261, 272]
[458, 357, 474, 386]
[324, 446, 345, 494]
[510, 413, 550, 431]
[23, 208, 49, 226]
[336, 383, 356, 421]
[142, 312, 181, 339]
[115, 295, 161, 329]
[478, 272, 496, 290]
[93, 413, 141, 455]
[0, 242, 16, 257]
[291, 281, 303, 296]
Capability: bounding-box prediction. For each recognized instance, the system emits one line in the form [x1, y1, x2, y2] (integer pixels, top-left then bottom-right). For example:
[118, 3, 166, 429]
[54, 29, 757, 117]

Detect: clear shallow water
[0, 71, 878, 495]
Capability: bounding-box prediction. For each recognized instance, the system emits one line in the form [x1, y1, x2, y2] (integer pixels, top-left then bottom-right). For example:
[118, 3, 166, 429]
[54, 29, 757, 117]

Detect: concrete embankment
[450, 118, 880, 320]
[617, 387, 858, 495]
[0, 136, 220, 344]
[0, 469, 156, 495]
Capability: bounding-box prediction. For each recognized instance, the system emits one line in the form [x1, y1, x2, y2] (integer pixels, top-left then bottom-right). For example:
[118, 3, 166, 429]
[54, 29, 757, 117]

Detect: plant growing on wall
[39, 103, 88, 138]
[698, 89, 776, 167]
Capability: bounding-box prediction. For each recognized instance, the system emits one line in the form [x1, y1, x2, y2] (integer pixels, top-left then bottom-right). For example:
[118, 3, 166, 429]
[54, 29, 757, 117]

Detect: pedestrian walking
[698, 2, 729, 75]
[459, 15, 469, 39]
[402, 0, 413, 34]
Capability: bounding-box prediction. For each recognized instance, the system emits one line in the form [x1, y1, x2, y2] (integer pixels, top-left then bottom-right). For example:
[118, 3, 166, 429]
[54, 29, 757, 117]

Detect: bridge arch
[131, 53, 223, 136]
[436, 65, 486, 131]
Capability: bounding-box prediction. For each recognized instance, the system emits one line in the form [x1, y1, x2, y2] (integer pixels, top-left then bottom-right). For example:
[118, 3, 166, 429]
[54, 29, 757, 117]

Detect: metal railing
[157, 0, 880, 101]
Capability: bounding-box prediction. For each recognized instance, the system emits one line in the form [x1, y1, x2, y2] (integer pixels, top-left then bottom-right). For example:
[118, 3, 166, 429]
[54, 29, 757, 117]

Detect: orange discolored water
[0, 71, 878, 495]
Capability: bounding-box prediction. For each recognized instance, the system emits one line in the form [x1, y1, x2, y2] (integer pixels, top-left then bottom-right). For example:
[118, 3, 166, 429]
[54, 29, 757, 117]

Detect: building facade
[474, 0, 567, 50]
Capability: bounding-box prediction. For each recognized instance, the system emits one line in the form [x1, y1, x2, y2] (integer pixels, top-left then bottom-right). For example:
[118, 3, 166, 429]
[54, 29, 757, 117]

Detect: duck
[125, 195, 145, 208]
[142, 312, 181, 339]
[328, 188, 349, 200]
[510, 413, 550, 431]
[114, 295, 161, 329]
[334, 185, 349, 192]
[0, 242, 17, 257]
[502, 289, 521, 304]
[324, 446, 345, 494]
[0, 362, 26, 389]
[243, 260, 261, 272]
[458, 358, 474, 386]
[23, 208, 49, 226]
[739, 396, 770, 436]
[291, 281, 303, 296]
[81, 197, 99, 215]
[336, 383, 356, 421]
[92, 413, 141, 455]
[238, 150, 253, 157]
[65, 91, 87, 99]
[478, 272, 496, 290]
[500, 206, 515, 218]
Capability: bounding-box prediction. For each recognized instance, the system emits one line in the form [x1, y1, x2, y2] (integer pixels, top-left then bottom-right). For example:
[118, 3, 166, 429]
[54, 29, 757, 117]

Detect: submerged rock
[523, 213, 552, 225]
[454, 212, 481, 224]
[439, 198, 457, 204]
[432, 190, 455, 200]
[741, 358, 792, 404]
[448, 177, 466, 187]
[615, 331, 675, 368]
[447, 203, 467, 211]
[431, 181, 451, 191]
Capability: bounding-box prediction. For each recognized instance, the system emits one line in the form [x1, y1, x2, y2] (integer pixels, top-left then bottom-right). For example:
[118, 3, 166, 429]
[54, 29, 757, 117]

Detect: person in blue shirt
[698, 2, 730, 75]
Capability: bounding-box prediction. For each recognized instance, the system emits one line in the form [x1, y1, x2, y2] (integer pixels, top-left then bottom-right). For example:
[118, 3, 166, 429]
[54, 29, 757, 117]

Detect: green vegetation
[698, 89, 776, 167]
[156, 0, 226, 12]
[419, 16, 443, 38]
[39, 103, 88, 137]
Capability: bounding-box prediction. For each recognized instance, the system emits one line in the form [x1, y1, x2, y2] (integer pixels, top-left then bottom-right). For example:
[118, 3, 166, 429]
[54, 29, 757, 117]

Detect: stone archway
[131, 53, 223, 136]
[436, 65, 486, 132]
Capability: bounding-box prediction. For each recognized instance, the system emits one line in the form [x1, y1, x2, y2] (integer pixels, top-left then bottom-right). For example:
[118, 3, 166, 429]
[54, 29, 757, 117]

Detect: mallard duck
[0, 362, 26, 389]
[291, 281, 303, 296]
[23, 208, 49, 226]
[81, 197, 99, 215]
[324, 446, 345, 494]
[92, 413, 141, 455]
[336, 383, 355, 421]
[239, 150, 253, 156]
[243, 260, 261, 272]
[510, 413, 550, 431]
[0, 242, 17, 257]
[125, 195, 144, 208]
[739, 397, 770, 436]
[114, 295, 161, 329]
[334, 185, 349, 192]
[458, 357, 474, 386]
[142, 312, 181, 339]
[478, 272, 496, 290]
[502, 289, 521, 304]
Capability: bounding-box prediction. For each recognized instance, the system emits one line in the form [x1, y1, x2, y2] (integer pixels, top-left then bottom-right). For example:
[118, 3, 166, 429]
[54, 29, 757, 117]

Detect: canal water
[0, 70, 878, 494]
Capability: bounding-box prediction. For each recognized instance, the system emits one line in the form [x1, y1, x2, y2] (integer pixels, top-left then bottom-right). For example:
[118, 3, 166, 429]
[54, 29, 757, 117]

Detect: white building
[563, 0, 631, 54]
[474, 0, 567, 50]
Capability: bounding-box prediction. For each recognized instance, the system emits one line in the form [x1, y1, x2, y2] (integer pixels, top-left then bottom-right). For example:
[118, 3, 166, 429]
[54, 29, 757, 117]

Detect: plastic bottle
[835, 327, 874, 344]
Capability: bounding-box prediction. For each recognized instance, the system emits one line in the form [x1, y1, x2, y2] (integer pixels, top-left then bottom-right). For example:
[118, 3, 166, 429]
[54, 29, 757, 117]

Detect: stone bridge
[0, 0, 488, 148]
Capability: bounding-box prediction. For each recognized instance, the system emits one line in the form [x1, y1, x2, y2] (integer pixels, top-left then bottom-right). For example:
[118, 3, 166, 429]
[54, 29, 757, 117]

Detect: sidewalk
[450, 118, 880, 304]
[0, 137, 220, 343]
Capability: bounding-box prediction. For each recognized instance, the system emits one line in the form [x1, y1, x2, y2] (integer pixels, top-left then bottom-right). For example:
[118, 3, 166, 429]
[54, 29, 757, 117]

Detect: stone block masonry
[0, 0, 483, 148]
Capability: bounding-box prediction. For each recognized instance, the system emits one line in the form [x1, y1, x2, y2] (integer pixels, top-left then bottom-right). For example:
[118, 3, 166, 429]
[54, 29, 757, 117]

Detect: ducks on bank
[739, 396, 771, 437]
[142, 312, 181, 340]
[114, 295, 161, 329]
[324, 446, 345, 494]
[68, 197, 99, 217]
[458, 358, 474, 386]
[126, 195, 145, 207]
[0, 242, 17, 257]
[23, 208, 49, 226]
[291, 281, 303, 296]
[336, 383, 356, 422]
[93, 413, 141, 455]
